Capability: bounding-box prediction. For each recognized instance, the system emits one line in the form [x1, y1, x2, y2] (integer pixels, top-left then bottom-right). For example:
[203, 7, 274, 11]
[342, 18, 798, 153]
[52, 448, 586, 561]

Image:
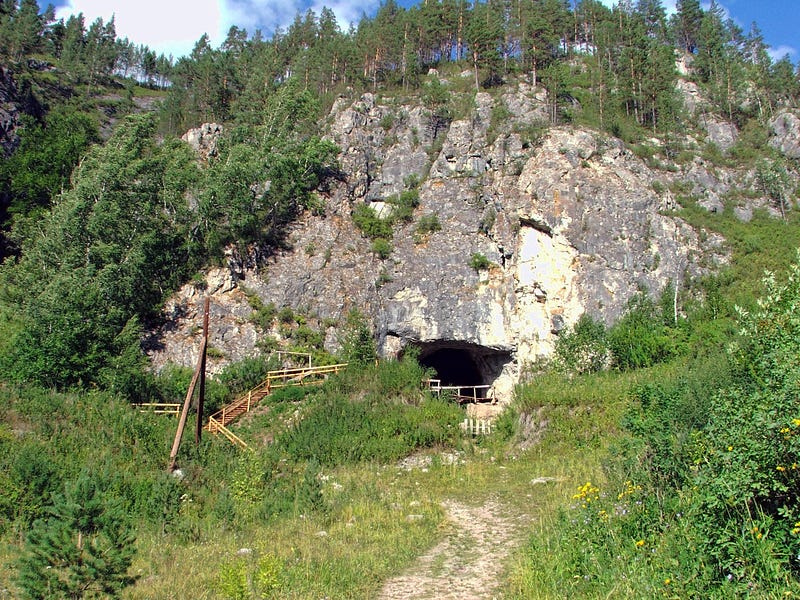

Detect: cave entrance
[413, 341, 512, 400]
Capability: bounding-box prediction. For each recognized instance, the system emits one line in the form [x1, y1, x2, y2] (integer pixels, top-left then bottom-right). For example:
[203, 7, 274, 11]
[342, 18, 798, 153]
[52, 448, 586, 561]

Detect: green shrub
[218, 552, 285, 600]
[469, 252, 491, 272]
[529, 260, 800, 597]
[690, 261, 800, 584]
[379, 112, 395, 131]
[416, 214, 441, 236]
[352, 203, 393, 240]
[278, 393, 458, 466]
[376, 269, 393, 287]
[371, 237, 393, 259]
[217, 356, 276, 395]
[17, 473, 137, 599]
[553, 313, 610, 375]
[270, 386, 311, 403]
[387, 189, 420, 222]
[277, 306, 295, 324]
[244, 290, 276, 331]
[339, 309, 377, 366]
[608, 294, 676, 371]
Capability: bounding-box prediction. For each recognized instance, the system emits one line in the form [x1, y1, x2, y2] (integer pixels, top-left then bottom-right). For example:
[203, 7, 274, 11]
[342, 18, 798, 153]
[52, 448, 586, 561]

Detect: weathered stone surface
[0, 67, 21, 157]
[676, 79, 704, 115]
[734, 205, 753, 222]
[149, 83, 734, 402]
[181, 122, 223, 160]
[146, 268, 259, 376]
[700, 114, 738, 152]
[770, 111, 800, 159]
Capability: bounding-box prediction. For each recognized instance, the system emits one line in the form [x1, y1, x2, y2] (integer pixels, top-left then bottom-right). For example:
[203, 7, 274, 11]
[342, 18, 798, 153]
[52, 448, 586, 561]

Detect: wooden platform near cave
[426, 379, 494, 404]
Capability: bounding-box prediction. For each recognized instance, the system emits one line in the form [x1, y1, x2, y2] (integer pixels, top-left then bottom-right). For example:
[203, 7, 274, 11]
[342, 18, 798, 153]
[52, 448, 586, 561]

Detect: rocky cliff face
[0, 67, 21, 156]
[150, 78, 745, 401]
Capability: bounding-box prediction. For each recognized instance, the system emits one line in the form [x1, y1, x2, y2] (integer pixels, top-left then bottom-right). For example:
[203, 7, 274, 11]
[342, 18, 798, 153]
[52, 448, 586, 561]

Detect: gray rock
[0, 67, 21, 156]
[734, 205, 753, 222]
[701, 114, 738, 152]
[149, 84, 731, 402]
[697, 191, 724, 213]
[770, 111, 800, 159]
[181, 123, 223, 159]
[676, 79, 704, 115]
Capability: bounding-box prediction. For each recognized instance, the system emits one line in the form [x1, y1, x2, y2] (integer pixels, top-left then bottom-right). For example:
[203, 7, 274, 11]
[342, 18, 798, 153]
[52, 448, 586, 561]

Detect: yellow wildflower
[635, 539, 645, 548]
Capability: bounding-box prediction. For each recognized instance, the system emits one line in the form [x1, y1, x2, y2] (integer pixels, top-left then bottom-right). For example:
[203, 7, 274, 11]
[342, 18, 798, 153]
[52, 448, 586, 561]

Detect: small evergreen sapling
[17, 473, 136, 599]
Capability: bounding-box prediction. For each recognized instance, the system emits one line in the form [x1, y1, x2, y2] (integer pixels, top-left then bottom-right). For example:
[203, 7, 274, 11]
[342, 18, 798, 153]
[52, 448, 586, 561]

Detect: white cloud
[56, 0, 226, 59]
[768, 44, 797, 62]
[222, 0, 377, 37]
[221, 0, 299, 36]
[308, 0, 377, 31]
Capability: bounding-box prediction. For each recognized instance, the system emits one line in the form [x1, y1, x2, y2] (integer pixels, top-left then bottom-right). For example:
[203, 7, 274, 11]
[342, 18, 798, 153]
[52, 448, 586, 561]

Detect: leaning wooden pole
[168, 324, 208, 472]
[195, 297, 210, 445]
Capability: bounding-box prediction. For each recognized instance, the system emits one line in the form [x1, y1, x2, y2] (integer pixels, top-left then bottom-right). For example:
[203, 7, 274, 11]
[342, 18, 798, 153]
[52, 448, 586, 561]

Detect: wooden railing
[134, 403, 182, 417]
[426, 379, 493, 403]
[205, 363, 348, 447]
[207, 417, 249, 449]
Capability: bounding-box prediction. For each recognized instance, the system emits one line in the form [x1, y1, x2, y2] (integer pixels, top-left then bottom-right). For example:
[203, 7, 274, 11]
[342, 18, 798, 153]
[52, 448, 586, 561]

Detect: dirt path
[377, 499, 531, 600]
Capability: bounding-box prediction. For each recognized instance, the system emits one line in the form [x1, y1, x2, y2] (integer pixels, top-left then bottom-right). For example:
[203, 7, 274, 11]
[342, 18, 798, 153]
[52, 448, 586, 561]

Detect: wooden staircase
[205, 363, 348, 448]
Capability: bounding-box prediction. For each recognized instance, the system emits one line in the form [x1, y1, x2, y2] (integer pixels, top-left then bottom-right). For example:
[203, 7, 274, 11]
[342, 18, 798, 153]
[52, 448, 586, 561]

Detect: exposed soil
[377, 499, 531, 599]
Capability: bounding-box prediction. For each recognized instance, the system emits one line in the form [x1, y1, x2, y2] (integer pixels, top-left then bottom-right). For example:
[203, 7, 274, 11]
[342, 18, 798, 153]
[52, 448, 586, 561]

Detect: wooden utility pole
[168, 298, 210, 472]
[195, 297, 209, 445]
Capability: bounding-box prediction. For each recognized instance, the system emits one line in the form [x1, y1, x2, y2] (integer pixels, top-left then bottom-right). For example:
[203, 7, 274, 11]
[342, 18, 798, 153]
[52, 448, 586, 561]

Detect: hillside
[2, 0, 800, 597]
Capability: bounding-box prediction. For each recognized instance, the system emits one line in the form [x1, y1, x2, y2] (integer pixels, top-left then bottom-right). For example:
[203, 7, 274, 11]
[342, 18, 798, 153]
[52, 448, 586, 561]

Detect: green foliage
[553, 313, 609, 375]
[277, 306, 295, 325]
[217, 355, 277, 396]
[371, 237, 393, 259]
[415, 213, 441, 238]
[17, 472, 137, 599]
[469, 252, 491, 272]
[0, 106, 98, 226]
[339, 309, 377, 367]
[199, 123, 338, 256]
[218, 553, 285, 600]
[352, 190, 419, 253]
[279, 366, 459, 466]
[755, 158, 792, 217]
[0, 113, 201, 392]
[386, 189, 419, 222]
[524, 257, 800, 597]
[607, 294, 682, 371]
[690, 260, 800, 583]
[375, 268, 393, 287]
[244, 291, 277, 332]
[351, 203, 393, 240]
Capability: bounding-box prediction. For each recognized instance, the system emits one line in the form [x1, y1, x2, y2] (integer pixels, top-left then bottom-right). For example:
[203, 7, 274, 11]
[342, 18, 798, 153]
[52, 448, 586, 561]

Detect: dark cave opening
[420, 348, 483, 387]
[413, 341, 512, 400]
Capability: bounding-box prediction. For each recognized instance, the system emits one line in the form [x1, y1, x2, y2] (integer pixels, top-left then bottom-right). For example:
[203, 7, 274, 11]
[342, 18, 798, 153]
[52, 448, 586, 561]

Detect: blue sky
[50, 0, 799, 63]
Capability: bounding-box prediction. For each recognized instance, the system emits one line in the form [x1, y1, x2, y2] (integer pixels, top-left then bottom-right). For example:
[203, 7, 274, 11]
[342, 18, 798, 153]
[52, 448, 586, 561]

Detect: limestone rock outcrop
[150, 82, 733, 401]
[770, 111, 800, 160]
[0, 67, 21, 157]
[181, 122, 223, 160]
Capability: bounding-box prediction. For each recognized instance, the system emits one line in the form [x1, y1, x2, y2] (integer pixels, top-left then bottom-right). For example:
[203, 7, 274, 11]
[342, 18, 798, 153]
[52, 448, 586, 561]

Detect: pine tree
[672, 0, 702, 54]
[464, 0, 504, 90]
[16, 473, 136, 599]
[6, 0, 44, 61]
[341, 309, 377, 367]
